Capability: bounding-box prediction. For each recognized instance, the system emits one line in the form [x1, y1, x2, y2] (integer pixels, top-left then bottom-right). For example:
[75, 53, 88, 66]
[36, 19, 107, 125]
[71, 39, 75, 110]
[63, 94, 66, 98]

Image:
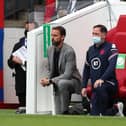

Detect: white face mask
[92, 36, 101, 44]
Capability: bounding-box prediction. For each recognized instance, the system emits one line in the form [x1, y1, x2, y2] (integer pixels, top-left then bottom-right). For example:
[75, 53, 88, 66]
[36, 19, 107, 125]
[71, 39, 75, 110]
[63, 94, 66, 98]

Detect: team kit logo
[91, 57, 101, 70]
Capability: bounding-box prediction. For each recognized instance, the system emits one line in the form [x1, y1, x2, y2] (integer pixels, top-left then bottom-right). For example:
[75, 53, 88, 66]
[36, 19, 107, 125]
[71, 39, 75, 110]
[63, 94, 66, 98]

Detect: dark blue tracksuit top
[82, 41, 118, 88]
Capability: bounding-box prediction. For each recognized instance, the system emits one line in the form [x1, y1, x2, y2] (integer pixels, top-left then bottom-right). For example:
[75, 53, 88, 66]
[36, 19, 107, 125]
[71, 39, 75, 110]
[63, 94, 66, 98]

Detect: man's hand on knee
[94, 79, 104, 88]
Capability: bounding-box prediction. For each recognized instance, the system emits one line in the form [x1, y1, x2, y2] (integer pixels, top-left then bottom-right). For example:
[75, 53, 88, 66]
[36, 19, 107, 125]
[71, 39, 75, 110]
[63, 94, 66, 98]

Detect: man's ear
[61, 35, 65, 41]
[101, 33, 106, 39]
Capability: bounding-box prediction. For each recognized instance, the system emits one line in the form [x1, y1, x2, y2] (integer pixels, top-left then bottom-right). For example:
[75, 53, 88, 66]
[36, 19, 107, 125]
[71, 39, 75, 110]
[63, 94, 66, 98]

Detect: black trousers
[90, 82, 118, 116]
[18, 93, 26, 107]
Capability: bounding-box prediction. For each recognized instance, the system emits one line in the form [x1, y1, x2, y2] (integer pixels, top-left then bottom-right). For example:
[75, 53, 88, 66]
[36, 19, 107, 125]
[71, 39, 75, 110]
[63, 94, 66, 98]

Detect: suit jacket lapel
[50, 46, 55, 72]
[58, 44, 65, 68]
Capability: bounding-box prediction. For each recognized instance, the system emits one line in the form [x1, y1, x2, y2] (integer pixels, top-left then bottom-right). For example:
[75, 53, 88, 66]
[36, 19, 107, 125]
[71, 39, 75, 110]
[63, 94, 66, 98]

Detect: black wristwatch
[49, 79, 55, 84]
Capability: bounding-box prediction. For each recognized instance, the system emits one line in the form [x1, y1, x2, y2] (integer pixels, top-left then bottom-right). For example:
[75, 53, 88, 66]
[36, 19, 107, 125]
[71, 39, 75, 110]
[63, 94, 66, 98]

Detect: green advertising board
[43, 24, 51, 58]
[116, 54, 126, 69]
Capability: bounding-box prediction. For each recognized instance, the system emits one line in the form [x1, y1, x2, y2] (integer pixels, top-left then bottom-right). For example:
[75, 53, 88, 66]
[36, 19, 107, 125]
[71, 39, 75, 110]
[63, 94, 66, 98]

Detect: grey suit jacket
[47, 43, 81, 85]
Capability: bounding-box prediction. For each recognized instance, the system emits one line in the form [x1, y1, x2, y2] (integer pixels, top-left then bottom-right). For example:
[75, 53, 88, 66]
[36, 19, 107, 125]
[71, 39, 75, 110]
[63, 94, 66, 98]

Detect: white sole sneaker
[116, 102, 124, 117]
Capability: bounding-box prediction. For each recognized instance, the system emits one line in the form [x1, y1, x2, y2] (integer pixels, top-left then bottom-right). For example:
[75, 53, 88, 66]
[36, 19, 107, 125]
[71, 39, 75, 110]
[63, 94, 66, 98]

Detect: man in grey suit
[40, 26, 81, 114]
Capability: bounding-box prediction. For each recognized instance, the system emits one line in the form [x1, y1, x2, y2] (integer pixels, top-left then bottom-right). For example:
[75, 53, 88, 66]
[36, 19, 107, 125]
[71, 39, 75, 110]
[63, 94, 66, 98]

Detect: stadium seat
[106, 15, 126, 99]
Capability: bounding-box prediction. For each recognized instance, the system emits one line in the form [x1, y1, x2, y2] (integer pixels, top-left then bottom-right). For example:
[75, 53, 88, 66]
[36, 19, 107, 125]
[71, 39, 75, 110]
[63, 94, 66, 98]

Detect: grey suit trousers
[54, 79, 80, 114]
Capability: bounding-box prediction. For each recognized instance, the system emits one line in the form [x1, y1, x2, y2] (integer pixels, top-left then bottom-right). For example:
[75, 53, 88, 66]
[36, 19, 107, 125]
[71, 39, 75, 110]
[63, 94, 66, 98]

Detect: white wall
[109, 1, 126, 27]
[4, 28, 24, 103]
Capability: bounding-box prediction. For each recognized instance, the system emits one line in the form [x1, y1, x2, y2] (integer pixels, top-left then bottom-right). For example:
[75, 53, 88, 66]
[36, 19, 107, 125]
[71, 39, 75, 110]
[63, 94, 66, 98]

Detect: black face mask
[24, 29, 28, 37]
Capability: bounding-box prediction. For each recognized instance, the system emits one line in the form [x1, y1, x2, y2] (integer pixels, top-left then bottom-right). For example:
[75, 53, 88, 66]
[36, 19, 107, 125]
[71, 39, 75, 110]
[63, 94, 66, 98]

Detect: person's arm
[81, 52, 90, 96]
[40, 49, 51, 87]
[100, 45, 118, 81]
[82, 63, 90, 88]
[81, 51, 90, 88]
[8, 41, 25, 69]
[7, 45, 18, 69]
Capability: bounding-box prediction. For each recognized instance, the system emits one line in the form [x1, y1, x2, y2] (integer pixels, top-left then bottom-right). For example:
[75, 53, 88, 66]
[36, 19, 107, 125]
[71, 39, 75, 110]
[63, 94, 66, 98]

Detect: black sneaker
[62, 111, 70, 115]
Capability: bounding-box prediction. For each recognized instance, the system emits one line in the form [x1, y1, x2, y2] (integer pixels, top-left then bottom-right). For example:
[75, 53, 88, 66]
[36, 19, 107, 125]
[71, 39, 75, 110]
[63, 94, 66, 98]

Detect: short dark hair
[25, 21, 38, 28]
[93, 24, 108, 33]
[52, 26, 66, 36]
